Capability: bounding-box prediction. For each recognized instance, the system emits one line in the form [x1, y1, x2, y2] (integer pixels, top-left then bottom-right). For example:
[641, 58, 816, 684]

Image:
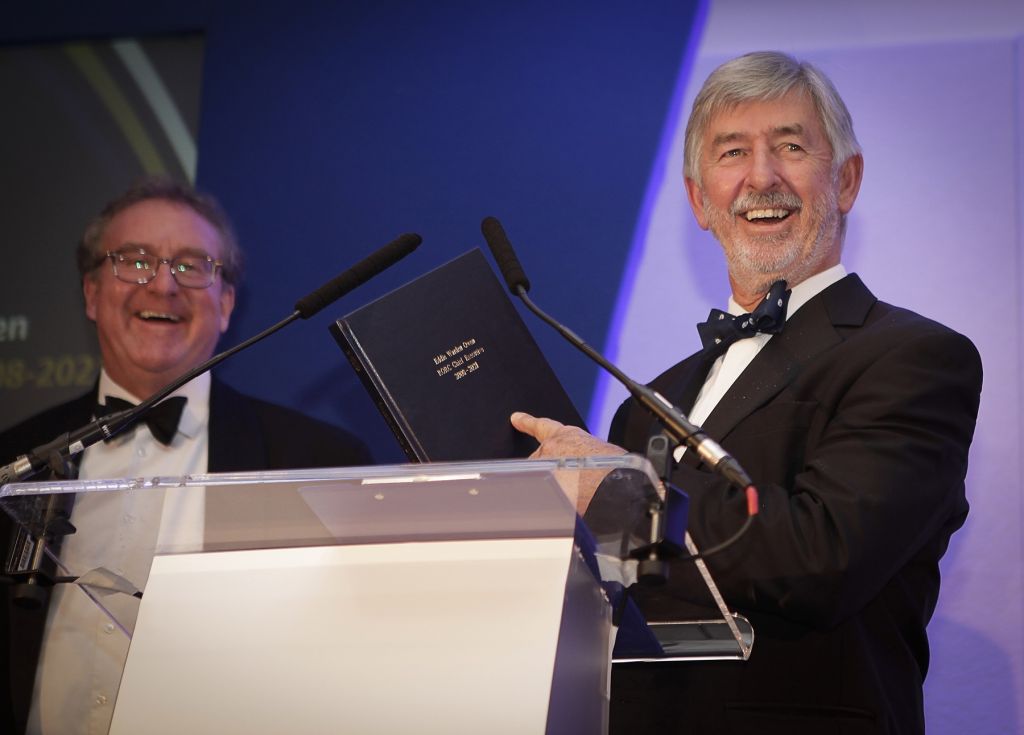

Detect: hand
[510, 411, 627, 513]
[510, 412, 627, 460]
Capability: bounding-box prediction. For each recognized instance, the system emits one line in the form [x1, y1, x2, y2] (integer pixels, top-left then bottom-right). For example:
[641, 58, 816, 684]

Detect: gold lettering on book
[432, 337, 486, 381]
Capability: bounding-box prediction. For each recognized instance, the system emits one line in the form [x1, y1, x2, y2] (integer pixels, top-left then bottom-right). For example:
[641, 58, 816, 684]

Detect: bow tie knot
[696, 280, 791, 357]
[96, 396, 187, 445]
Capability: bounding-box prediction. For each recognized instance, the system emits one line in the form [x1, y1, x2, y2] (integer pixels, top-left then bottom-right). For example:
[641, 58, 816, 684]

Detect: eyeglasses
[105, 246, 223, 289]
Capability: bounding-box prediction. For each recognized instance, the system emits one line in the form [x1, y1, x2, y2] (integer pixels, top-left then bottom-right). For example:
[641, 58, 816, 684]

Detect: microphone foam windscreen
[481, 216, 531, 294]
[294, 232, 421, 318]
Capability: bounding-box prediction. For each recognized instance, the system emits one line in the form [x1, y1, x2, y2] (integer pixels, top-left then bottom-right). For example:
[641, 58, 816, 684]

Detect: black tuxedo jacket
[597, 275, 982, 735]
[0, 379, 371, 734]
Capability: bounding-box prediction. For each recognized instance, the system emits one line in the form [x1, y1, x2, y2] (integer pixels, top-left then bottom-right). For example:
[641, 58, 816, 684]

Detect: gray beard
[705, 188, 840, 292]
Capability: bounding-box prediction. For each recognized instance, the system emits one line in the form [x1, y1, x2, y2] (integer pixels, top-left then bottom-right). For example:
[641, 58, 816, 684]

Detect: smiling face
[685, 90, 862, 308]
[83, 198, 236, 399]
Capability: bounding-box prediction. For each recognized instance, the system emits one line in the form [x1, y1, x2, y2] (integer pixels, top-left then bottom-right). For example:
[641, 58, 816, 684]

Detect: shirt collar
[97, 368, 211, 439]
[727, 263, 847, 319]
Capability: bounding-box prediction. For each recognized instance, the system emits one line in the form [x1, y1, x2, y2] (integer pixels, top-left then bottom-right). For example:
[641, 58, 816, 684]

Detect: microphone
[479, 216, 755, 495]
[295, 232, 421, 318]
[0, 232, 423, 485]
[481, 216, 530, 293]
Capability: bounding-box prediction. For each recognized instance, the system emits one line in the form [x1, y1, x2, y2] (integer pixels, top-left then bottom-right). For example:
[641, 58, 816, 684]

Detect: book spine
[330, 320, 427, 462]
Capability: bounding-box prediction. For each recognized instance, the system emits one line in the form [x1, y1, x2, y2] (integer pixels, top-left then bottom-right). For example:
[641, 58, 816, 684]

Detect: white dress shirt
[27, 370, 211, 735]
[676, 265, 847, 462]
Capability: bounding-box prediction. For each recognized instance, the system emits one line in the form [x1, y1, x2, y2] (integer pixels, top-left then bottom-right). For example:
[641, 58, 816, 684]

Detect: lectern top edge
[0, 454, 660, 499]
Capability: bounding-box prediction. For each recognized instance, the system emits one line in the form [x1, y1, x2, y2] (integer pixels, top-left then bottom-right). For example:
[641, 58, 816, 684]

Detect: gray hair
[684, 51, 860, 185]
[77, 174, 244, 285]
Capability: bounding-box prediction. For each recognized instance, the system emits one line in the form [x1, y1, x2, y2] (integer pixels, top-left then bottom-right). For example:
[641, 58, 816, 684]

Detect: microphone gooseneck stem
[513, 286, 753, 490]
[12, 310, 304, 484]
[134, 311, 301, 419]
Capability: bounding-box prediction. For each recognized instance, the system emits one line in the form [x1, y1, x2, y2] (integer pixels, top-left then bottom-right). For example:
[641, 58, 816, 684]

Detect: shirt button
[95, 695, 108, 705]
[137, 447, 146, 457]
[104, 623, 115, 634]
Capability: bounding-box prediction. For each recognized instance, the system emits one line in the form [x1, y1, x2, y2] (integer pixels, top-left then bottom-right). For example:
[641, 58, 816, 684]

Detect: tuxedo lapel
[617, 349, 719, 454]
[207, 379, 269, 473]
[701, 274, 876, 442]
[657, 350, 722, 415]
[66, 388, 100, 427]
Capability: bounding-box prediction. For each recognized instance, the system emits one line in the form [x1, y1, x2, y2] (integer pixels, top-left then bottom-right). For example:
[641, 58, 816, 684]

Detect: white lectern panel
[111, 538, 580, 735]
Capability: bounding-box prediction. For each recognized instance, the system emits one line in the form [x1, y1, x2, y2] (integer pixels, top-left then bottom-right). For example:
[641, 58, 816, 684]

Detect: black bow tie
[696, 280, 791, 358]
[96, 396, 188, 445]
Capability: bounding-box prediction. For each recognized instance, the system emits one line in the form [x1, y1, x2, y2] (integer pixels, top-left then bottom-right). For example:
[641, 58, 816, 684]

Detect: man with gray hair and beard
[512, 51, 982, 734]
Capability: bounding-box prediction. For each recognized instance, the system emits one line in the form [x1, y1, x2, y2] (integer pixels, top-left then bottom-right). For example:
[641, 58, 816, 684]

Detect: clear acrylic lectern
[1, 455, 752, 735]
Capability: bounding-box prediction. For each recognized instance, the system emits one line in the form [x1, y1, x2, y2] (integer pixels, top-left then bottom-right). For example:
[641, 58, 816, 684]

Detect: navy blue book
[330, 248, 586, 462]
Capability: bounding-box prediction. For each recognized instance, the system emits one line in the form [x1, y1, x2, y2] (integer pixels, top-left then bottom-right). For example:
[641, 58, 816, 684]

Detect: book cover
[330, 248, 585, 462]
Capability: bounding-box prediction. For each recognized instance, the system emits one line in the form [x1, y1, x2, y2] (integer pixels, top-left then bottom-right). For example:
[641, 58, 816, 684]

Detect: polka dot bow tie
[696, 280, 791, 358]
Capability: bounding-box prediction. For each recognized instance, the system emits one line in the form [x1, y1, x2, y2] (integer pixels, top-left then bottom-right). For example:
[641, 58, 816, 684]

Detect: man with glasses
[0, 176, 370, 735]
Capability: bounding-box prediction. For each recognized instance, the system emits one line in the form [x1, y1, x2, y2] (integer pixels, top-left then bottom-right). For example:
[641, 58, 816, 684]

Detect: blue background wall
[2, 0, 702, 462]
